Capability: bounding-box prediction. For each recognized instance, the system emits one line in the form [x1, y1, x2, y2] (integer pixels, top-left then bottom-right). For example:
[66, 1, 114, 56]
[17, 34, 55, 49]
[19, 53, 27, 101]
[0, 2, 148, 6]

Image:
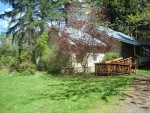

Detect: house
[48, 25, 150, 72]
[48, 25, 107, 72]
[97, 26, 150, 66]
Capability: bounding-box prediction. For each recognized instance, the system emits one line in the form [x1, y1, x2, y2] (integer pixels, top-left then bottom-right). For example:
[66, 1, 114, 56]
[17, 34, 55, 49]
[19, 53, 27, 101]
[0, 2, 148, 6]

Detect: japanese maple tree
[49, 2, 118, 74]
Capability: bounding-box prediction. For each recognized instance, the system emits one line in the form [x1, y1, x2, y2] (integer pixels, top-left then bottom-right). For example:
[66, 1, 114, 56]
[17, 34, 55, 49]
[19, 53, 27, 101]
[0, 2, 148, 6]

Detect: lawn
[0, 70, 136, 113]
[136, 67, 150, 75]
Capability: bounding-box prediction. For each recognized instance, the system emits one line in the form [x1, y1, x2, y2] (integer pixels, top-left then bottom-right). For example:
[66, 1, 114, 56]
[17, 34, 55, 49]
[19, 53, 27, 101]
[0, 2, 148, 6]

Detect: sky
[0, 2, 12, 33]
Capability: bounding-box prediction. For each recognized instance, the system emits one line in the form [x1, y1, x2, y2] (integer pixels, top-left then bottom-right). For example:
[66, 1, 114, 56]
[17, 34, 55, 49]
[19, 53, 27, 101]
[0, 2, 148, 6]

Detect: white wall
[71, 53, 105, 72]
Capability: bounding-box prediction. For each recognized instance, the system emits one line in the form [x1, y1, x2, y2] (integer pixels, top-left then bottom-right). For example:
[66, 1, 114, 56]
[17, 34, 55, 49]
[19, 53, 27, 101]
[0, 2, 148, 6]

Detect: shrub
[20, 51, 29, 61]
[0, 55, 17, 66]
[102, 52, 120, 62]
[47, 67, 61, 74]
[36, 32, 72, 73]
[19, 60, 37, 75]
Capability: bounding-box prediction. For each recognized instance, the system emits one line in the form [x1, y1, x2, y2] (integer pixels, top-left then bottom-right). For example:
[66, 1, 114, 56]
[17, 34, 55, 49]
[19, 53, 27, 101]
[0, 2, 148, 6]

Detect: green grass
[137, 67, 150, 75]
[0, 70, 136, 113]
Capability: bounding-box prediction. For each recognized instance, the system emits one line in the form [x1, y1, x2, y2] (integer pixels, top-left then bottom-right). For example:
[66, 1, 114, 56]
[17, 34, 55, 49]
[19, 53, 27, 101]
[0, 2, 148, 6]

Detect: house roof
[48, 22, 150, 46]
[97, 26, 150, 46]
[49, 25, 107, 46]
[65, 27, 106, 46]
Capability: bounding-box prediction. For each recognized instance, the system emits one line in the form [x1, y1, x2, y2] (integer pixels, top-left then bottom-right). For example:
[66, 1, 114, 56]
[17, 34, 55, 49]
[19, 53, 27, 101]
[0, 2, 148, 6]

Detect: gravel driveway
[116, 75, 150, 113]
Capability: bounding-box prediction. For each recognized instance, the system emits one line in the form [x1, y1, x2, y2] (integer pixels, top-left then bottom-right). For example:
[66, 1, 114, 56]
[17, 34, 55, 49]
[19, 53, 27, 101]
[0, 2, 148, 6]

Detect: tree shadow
[29, 76, 136, 102]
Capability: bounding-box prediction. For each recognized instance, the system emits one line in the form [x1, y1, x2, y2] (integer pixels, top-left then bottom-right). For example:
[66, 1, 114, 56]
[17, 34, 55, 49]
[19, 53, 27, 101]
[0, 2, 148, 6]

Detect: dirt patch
[116, 75, 150, 113]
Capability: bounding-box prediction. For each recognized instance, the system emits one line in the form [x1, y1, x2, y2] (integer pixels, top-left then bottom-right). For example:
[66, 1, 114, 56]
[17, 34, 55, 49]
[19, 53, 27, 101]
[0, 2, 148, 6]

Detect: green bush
[47, 67, 61, 74]
[20, 51, 29, 61]
[19, 60, 37, 75]
[0, 55, 17, 66]
[102, 52, 120, 62]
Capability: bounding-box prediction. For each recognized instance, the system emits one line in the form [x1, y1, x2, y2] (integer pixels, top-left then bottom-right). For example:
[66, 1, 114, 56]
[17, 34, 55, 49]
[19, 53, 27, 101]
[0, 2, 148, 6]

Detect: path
[116, 75, 150, 113]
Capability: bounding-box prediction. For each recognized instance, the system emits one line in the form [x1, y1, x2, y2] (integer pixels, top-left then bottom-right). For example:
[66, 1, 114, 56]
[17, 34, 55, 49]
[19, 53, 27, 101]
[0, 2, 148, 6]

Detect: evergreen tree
[0, 0, 69, 59]
[87, 0, 150, 42]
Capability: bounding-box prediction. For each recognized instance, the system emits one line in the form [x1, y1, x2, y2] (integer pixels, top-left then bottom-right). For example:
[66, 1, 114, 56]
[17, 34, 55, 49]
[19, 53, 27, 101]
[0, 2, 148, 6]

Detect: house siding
[71, 53, 105, 72]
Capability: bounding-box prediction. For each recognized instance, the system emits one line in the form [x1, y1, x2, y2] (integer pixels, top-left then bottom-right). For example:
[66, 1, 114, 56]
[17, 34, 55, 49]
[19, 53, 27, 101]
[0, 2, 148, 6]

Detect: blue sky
[0, 2, 12, 33]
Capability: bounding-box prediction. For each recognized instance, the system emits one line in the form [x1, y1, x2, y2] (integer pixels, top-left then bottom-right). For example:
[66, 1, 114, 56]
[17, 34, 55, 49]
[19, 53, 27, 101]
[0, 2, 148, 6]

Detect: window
[93, 54, 97, 61]
[142, 46, 150, 56]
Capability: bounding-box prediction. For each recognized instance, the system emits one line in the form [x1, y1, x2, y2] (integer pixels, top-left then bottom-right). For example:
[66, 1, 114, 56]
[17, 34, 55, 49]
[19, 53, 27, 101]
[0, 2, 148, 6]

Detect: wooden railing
[95, 57, 137, 76]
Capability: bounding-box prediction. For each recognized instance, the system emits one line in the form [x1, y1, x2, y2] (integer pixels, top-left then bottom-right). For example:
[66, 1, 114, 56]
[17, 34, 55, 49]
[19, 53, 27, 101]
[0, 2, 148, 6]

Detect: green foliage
[45, 47, 71, 73]
[47, 67, 61, 74]
[36, 32, 53, 71]
[19, 60, 37, 75]
[128, 10, 150, 24]
[102, 52, 120, 62]
[0, 0, 69, 57]
[36, 32, 71, 72]
[20, 51, 30, 61]
[0, 55, 17, 66]
[89, 0, 150, 40]
[1, 56, 10, 65]
[0, 34, 18, 67]
[127, 3, 150, 39]
[36, 32, 52, 61]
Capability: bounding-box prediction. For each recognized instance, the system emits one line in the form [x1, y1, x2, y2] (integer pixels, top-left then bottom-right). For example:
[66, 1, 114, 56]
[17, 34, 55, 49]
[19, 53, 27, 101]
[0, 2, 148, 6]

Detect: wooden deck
[95, 57, 137, 76]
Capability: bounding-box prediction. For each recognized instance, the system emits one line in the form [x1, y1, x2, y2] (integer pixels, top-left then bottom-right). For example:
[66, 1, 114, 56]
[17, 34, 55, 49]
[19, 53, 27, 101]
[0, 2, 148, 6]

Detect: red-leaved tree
[49, 2, 119, 74]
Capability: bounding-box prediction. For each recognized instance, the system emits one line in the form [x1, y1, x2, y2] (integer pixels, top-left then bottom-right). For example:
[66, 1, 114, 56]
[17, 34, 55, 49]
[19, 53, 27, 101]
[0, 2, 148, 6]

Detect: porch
[95, 57, 137, 76]
[138, 56, 150, 66]
[121, 42, 150, 66]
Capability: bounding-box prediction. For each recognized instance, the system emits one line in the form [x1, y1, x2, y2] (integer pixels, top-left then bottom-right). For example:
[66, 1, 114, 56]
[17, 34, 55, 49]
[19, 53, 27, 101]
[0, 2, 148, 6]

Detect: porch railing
[95, 57, 137, 76]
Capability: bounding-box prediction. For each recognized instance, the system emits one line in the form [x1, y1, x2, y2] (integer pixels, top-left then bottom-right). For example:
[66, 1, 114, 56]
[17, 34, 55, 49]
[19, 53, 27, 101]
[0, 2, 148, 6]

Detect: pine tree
[0, 0, 69, 59]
